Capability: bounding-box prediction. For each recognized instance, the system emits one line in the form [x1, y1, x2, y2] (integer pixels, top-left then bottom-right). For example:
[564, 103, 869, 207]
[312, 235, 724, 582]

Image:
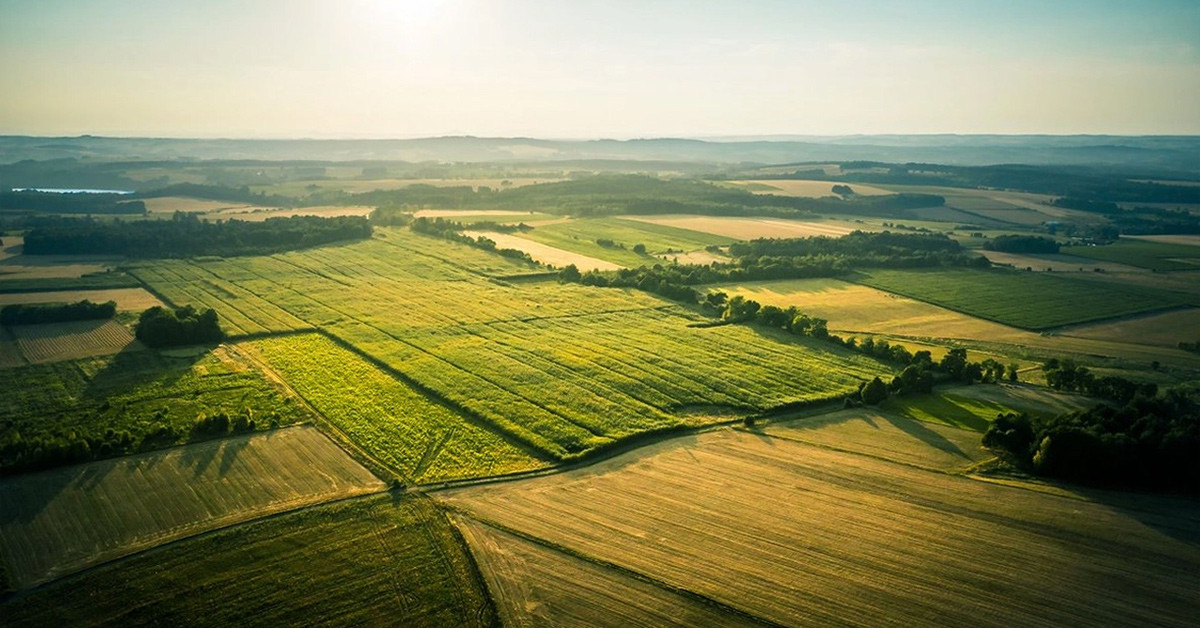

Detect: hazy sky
[1, 0, 1197, 138]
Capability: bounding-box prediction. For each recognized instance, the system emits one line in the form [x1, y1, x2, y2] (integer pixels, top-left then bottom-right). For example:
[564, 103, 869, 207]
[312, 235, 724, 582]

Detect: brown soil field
[11, 319, 140, 363]
[0, 287, 163, 311]
[440, 428, 1200, 627]
[454, 516, 761, 628]
[0, 239, 121, 281]
[624, 215, 861, 240]
[0, 425, 384, 589]
[727, 179, 893, 197]
[462, 231, 622, 271]
[712, 278, 1200, 368]
[1062, 307, 1200, 347]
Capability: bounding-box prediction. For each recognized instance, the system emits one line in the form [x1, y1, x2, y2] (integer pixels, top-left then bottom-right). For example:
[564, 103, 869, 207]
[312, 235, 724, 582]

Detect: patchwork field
[0, 426, 384, 588]
[623, 214, 861, 240]
[242, 334, 548, 483]
[207, 204, 375, 222]
[979, 250, 1144, 273]
[1062, 238, 1200, 271]
[1061, 307, 1200, 347]
[878, 384, 1096, 432]
[440, 428, 1200, 627]
[454, 515, 761, 628]
[10, 319, 139, 363]
[854, 267, 1179, 329]
[1128, 234, 1200, 247]
[130, 229, 890, 462]
[726, 179, 893, 197]
[0, 286, 163, 310]
[0, 346, 311, 465]
[515, 217, 734, 267]
[462, 230, 622, 271]
[141, 196, 252, 213]
[0, 495, 493, 627]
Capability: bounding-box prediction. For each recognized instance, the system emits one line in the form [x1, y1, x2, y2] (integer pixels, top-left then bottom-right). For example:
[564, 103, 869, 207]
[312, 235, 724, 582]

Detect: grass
[0, 426, 384, 589]
[1062, 239, 1200, 272]
[878, 384, 1095, 433]
[0, 346, 310, 467]
[244, 334, 548, 483]
[441, 427, 1200, 627]
[0, 273, 141, 294]
[853, 267, 1181, 330]
[517, 217, 734, 266]
[0, 494, 495, 627]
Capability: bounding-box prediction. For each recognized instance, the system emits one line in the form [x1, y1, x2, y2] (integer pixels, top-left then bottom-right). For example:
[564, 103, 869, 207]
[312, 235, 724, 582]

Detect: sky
[1, 0, 1197, 138]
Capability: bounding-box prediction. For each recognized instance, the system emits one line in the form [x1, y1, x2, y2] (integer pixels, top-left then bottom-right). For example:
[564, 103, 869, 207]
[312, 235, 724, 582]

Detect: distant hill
[1, 134, 1197, 176]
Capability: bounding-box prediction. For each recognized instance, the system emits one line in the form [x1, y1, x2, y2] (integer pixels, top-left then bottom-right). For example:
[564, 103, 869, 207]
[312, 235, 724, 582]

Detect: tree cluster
[409, 217, 539, 265]
[1041, 359, 1157, 405]
[1179, 341, 1200, 354]
[22, 212, 372, 258]
[0, 299, 115, 326]
[983, 384, 1200, 493]
[982, 235, 1060, 254]
[134, 305, 224, 348]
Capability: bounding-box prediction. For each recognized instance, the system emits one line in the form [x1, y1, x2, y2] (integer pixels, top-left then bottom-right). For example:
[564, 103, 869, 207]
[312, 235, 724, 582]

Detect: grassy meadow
[1061, 238, 1200, 271]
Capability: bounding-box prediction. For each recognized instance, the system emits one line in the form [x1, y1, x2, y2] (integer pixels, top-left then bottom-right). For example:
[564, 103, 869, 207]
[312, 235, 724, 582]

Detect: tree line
[408, 216, 540, 265]
[23, 212, 372, 258]
[984, 383, 1200, 493]
[0, 299, 116, 326]
[0, 190, 146, 214]
[982, 235, 1060, 254]
[559, 231, 989, 304]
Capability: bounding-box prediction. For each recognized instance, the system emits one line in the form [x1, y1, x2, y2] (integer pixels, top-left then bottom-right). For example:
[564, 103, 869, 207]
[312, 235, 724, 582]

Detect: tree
[1006, 363, 1020, 382]
[860, 376, 889, 405]
[632, 243, 647, 255]
[558, 264, 581, 282]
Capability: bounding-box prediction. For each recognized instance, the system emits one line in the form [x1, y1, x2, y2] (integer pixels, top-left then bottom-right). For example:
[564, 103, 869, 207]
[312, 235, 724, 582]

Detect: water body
[11, 188, 134, 195]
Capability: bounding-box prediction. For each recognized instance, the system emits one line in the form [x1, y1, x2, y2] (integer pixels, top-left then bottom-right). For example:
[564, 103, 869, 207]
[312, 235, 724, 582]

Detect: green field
[518, 216, 733, 266]
[0, 347, 310, 471]
[245, 334, 548, 483]
[0, 494, 494, 627]
[1062, 239, 1200, 271]
[878, 384, 1096, 432]
[854, 267, 1180, 329]
[129, 229, 890, 463]
[0, 426, 384, 588]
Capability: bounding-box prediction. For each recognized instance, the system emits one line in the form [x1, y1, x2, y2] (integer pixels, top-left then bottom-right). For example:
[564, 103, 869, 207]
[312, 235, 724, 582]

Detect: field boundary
[447, 512, 787, 628]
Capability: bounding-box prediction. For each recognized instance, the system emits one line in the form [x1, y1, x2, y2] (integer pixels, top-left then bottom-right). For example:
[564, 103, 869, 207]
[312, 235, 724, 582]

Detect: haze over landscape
[1, 2, 1199, 627]
[2, 0, 1199, 138]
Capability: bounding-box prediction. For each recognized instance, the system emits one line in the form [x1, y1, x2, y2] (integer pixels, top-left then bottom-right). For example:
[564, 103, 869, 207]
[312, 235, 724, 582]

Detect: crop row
[246, 334, 545, 482]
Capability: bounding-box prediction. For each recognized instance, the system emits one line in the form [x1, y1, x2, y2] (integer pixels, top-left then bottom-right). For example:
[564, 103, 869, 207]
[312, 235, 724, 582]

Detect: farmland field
[0, 346, 311, 462]
[514, 217, 734, 266]
[130, 229, 890, 461]
[853, 267, 1180, 329]
[978, 250, 1144, 273]
[877, 384, 1095, 432]
[0, 495, 492, 627]
[1061, 238, 1200, 271]
[0, 425, 384, 588]
[10, 319, 140, 363]
[454, 515, 761, 628]
[462, 230, 622, 270]
[242, 334, 548, 483]
[0, 286, 163, 310]
[622, 214, 861, 239]
[1062, 307, 1200, 347]
[440, 427, 1200, 627]
[725, 179, 893, 197]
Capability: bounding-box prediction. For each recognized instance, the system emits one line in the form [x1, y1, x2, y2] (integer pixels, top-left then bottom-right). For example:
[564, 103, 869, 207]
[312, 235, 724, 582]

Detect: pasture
[440, 427, 1200, 627]
[854, 267, 1179, 329]
[0, 426, 384, 588]
[243, 334, 548, 483]
[0, 495, 492, 627]
[1062, 238, 1200, 271]
[10, 319, 139, 363]
[1061, 307, 1200, 348]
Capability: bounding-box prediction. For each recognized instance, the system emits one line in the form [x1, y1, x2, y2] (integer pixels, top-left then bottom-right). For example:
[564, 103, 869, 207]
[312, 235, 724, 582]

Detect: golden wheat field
[461, 230, 623, 271]
[439, 427, 1200, 627]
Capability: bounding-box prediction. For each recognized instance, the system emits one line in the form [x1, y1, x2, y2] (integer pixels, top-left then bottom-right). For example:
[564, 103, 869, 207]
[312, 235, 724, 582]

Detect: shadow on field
[878, 413, 968, 458]
[178, 436, 249, 480]
[81, 343, 208, 403]
[0, 456, 118, 528]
